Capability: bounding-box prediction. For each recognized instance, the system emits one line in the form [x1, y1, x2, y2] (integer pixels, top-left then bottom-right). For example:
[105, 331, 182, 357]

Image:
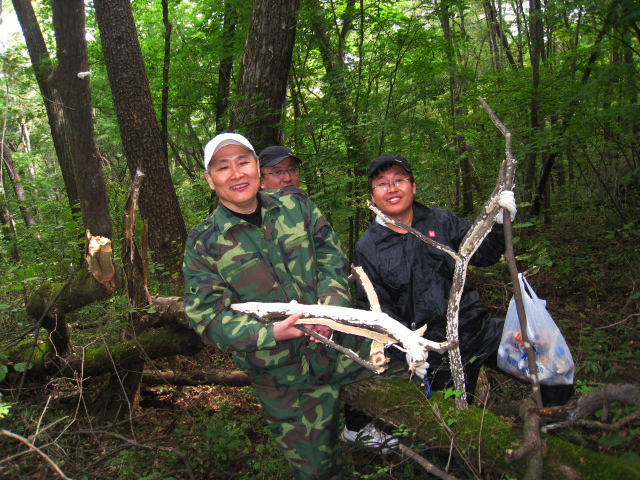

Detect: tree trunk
[50, 0, 113, 239]
[230, 0, 300, 152]
[12, 0, 80, 224]
[160, 0, 172, 160]
[438, 1, 473, 216]
[215, 1, 238, 135]
[13, 0, 113, 240]
[1, 142, 36, 229]
[93, 0, 187, 273]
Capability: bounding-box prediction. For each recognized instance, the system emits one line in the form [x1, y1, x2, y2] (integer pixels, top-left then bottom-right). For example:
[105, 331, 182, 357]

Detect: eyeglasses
[262, 166, 299, 178]
[372, 178, 411, 192]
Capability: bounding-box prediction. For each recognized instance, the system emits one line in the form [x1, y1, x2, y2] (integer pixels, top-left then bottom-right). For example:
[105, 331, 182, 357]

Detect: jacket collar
[210, 190, 281, 233]
[368, 201, 430, 243]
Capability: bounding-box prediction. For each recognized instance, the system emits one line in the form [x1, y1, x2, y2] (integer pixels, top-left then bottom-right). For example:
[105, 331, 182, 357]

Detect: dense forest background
[0, 0, 638, 479]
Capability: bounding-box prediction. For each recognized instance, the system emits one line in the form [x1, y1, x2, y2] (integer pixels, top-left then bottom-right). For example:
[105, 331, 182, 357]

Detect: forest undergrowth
[1, 212, 639, 479]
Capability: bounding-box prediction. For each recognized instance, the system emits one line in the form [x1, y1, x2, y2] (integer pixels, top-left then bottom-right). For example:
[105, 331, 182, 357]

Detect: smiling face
[204, 144, 260, 214]
[260, 157, 300, 190]
[370, 163, 416, 225]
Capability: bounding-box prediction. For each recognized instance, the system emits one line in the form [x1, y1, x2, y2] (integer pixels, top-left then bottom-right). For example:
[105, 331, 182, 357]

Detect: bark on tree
[1, 142, 36, 229]
[12, 0, 112, 239]
[230, 0, 300, 152]
[160, 0, 172, 160]
[215, 1, 238, 135]
[93, 0, 187, 273]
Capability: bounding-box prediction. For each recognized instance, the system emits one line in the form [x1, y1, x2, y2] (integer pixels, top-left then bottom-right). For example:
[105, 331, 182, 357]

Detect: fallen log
[341, 377, 640, 480]
[142, 369, 250, 387]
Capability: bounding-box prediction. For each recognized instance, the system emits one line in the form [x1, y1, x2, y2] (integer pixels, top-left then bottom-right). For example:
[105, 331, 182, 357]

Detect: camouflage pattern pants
[256, 382, 345, 479]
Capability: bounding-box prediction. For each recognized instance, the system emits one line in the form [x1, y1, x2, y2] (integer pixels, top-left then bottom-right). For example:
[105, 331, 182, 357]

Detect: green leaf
[598, 434, 624, 447]
[0, 304, 11, 310]
[14, 362, 32, 373]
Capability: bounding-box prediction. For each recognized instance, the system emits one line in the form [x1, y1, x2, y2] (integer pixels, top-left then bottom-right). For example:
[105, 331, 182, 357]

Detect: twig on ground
[595, 312, 639, 330]
[396, 442, 459, 480]
[1, 429, 72, 480]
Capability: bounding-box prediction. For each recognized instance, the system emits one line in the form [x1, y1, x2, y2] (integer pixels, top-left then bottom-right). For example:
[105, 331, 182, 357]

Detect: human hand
[273, 311, 304, 341]
[405, 353, 429, 379]
[302, 324, 333, 343]
[496, 190, 517, 224]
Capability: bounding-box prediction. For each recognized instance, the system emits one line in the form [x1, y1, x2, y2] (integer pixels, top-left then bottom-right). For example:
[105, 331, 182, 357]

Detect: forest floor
[2, 212, 639, 479]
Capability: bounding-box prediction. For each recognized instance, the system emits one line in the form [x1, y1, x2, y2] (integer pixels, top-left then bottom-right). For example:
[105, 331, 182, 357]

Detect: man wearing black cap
[349, 154, 573, 412]
[354, 153, 517, 401]
[258, 145, 302, 190]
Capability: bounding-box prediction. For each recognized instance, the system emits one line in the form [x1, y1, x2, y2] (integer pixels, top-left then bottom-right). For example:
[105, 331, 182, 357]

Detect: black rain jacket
[354, 201, 505, 369]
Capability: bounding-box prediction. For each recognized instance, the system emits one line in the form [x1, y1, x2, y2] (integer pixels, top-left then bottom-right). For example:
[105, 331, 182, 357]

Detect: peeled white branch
[230, 301, 456, 372]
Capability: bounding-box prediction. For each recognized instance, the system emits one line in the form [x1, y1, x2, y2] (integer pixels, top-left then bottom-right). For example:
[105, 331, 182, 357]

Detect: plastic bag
[497, 273, 574, 385]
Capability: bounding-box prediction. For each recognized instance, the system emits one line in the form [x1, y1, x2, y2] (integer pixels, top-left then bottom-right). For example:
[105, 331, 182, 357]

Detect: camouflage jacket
[183, 187, 355, 389]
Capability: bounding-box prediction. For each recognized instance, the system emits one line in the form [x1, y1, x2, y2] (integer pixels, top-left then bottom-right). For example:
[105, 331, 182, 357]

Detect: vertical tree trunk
[438, 1, 473, 215]
[525, 0, 543, 215]
[50, 0, 113, 240]
[1, 142, 36, 229]
[160, 0, 172, 160]
[13, 0, 81, 223]
[230, 0, 300, 152]
[215, 1, 238, 135]
[93, 0, 187, 272]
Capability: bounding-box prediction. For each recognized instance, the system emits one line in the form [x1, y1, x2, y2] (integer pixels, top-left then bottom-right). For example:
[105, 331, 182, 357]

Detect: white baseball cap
[203, 133, 256, 170]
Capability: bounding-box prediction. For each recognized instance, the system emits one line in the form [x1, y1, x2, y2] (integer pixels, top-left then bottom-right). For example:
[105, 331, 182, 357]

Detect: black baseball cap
[367, 154, 412, 178]
[258, 145, 302, 168]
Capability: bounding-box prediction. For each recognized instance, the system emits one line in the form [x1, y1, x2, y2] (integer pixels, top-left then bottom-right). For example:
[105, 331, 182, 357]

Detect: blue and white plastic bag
[497, 273, 574, 385]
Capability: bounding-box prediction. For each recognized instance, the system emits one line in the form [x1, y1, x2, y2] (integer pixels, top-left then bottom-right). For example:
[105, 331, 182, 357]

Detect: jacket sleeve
[469, 224, 505, 267]
[310, 200, 352, 308]
[182, 235, 278, 352]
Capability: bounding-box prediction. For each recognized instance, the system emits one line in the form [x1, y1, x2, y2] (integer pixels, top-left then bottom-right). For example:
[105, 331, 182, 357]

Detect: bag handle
[518, 273, 540, 303]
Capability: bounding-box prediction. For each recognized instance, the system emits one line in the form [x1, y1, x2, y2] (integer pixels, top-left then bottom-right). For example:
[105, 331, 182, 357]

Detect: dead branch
[536, 383, 640, 433]
[295, 325, 383, 373]
[505, 398, 543, 480]
[141, 369, 250, 387]
[230, 301, 457, 370]
[480, 97, 544, 409]
[365, 98, 520, 410]
[1, 429, 72, 480]
[350, 265, 382, 312]
[396, 442, 459, 480]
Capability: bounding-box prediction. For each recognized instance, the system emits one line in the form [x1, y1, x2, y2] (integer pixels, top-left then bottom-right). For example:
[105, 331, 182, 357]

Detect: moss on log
[342, 378, 640, 480]
[7, 326, 203, 378]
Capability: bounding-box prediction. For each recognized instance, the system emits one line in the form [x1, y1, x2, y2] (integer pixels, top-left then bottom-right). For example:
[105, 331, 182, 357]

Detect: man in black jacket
[353, 154, 514, 398]
[350, 154, 572, 409]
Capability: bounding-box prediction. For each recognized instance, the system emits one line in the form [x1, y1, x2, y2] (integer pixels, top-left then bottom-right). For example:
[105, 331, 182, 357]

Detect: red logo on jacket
[428, 230, 436, 238]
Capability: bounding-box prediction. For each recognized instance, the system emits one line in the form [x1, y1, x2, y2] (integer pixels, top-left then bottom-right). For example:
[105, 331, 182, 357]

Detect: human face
[260, 157, 300, 190]
[370, 164, 416, 225]
[204, 144, 260, 214]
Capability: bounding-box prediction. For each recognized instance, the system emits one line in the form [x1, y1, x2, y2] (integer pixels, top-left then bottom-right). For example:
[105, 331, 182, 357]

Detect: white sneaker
[341, 423, 398, 454]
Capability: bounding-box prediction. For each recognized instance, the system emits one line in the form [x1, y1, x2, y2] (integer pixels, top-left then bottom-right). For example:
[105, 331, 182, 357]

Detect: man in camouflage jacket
[183, 133, 374, 479]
